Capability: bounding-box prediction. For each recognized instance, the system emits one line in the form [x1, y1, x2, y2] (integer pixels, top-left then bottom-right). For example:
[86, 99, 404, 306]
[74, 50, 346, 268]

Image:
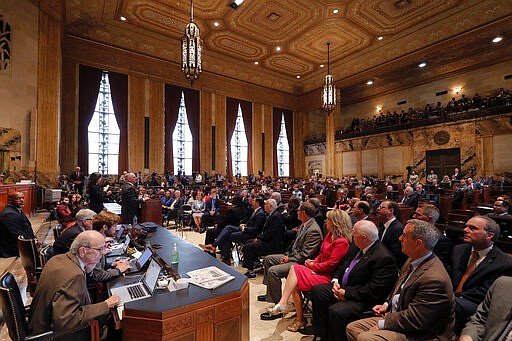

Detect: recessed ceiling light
[296, 75, 301, 79]
[320, 64, 324, 68]
[332, 9, 339, 14]
[120, 16, 127, 22]
[254, 61, 259, 65]
[213, 22, 220, 27]
[492, 36, 503, 43]
[377, 36, 383, 40]
[366, 80, 373, 85]
[418, 62, 427, 68]
[276, 46, 281, 51]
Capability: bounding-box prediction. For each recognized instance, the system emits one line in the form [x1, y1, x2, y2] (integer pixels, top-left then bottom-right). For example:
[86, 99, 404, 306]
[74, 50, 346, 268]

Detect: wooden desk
[110, 227, 249, 341]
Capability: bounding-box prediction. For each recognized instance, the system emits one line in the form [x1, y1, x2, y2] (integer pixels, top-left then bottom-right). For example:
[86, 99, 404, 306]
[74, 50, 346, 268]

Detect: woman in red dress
[266, 209, 352, 332]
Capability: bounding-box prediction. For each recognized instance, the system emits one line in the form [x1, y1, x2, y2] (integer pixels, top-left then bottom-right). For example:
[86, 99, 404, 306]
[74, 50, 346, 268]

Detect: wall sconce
[453, 87, 463, 94]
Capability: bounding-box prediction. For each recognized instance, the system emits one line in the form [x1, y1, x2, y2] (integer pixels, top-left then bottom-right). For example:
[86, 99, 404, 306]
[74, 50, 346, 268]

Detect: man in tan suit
[346, 219, 455, 341]
[29, 230, 120, 335]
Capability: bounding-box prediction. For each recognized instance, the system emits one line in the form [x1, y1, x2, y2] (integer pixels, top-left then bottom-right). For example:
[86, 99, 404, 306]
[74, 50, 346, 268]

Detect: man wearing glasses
[53, 209, 97, 254]
[29, 230, 120, 335]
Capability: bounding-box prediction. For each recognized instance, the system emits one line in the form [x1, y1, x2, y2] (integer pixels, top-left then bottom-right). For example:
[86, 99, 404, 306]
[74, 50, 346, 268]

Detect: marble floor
[0, 216, 315, 341]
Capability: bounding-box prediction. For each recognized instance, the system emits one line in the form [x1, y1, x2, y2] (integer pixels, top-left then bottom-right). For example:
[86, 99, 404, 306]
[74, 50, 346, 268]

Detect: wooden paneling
[200, 91, 213, 174]
[214, 94, 226, 176]
[60, 61, 78, 173]
[262, 104, 273, 176]
[0, 184, 36, 216]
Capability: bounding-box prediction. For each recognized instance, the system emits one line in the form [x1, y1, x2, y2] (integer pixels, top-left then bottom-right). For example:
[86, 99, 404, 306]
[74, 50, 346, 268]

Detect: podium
[141, 198, 162, 225]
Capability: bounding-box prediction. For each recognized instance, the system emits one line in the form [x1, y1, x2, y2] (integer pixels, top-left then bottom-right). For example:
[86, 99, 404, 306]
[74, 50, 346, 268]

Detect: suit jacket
[88, 184, 105, 214]
[384, 254, 455, 341]
[121, 182, 142, 224]
[460, 276, 512, 341]
[53, 224, 85, 255]
[29, 252, 110, 334]
[287, 218, 322, 264]
[379, 219, 406, 268]
[0, 204, 35, 257]
[433, 234, 454, 274]
[242, 207, 267, 237]
[218, 205, 247, 229]
[257, 209, 285, 253]
[332, 241, 398, 304]
[204, 197, 221, 213]
[400, 193, 419, 209]
[451, 244, 512, 305]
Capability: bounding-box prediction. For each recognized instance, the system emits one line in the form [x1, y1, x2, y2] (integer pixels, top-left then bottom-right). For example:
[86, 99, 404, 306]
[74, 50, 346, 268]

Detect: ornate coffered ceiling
[64, 0, 512, 104]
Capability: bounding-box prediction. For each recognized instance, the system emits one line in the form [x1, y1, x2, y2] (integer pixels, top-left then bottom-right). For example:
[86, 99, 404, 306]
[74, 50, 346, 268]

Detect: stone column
[36, 1, 63, 187]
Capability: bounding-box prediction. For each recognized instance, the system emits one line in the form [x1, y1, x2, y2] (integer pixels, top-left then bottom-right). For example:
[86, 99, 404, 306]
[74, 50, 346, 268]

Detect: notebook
[109, 258, 162, 319]
[108, 234, 131, 256]
[125, 247, 153, 274]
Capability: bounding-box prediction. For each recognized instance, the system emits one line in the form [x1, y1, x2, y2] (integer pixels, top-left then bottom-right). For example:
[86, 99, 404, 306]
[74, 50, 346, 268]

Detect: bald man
[0, 192, 36, 257]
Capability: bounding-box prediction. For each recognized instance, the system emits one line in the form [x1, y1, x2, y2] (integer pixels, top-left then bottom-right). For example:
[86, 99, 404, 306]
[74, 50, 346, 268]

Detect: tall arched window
[277, 113, 289, 176]
[88, 71, 120, 175]
[230, 104, 248, 176]
[172, 91, 193, 175]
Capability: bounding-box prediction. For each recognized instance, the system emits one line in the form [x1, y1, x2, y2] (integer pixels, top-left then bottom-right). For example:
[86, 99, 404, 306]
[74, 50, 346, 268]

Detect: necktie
[455, 251, 479, 293]
[341, 251, 363, 288]
[498, 318, 512, 341]
[390, 262, 412, 301]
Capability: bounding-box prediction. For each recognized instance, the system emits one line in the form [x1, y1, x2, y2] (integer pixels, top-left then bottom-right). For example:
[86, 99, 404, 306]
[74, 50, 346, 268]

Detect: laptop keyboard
[128, 284, 146, 299]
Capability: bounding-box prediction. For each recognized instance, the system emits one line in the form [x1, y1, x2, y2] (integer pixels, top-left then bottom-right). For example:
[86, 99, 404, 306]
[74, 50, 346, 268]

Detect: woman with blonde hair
[265, 209, 352, 332]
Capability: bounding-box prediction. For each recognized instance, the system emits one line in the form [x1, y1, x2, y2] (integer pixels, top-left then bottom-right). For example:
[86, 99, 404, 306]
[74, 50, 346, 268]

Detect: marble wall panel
[493, 133, 512, 172]
[383, 146, 403, 175]
[343, 151, 357, 175]
[362, 149, 378, 176]
[305, 155, 324, 176]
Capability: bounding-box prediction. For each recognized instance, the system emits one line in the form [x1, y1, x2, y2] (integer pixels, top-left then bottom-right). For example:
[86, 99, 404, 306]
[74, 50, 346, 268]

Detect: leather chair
[17, 236, 42, 296]
[0, 272, 100, 341]
[39, 244, 55, 268]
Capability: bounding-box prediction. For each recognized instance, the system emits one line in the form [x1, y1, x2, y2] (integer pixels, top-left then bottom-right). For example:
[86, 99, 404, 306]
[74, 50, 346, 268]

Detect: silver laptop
[110, 258, 162, 319]
[114, 226, 125, 242]
[108, 234, 130, 256]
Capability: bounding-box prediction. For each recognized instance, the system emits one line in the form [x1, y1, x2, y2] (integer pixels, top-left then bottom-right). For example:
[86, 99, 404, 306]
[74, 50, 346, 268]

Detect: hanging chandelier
[181, 0, 202, 83]
[321, 42, 336, 113]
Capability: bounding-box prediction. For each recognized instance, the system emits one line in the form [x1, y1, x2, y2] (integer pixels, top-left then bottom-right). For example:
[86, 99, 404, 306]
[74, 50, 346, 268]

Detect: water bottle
[133, 215, 138, 226]
[171, 243, 179, 265]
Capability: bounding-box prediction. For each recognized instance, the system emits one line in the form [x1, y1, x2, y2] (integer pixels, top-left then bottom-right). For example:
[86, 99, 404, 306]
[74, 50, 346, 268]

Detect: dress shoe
[257, 295, 267, 302]
[244, 270, 256, 278]
[260, 312, 283, 320]
[199, 244, 216, 252]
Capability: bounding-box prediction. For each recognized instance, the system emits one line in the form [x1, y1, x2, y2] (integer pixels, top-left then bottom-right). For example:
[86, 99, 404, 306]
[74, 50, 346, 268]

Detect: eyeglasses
[87, 245, 107, 252]
[413, 211, 426, 217]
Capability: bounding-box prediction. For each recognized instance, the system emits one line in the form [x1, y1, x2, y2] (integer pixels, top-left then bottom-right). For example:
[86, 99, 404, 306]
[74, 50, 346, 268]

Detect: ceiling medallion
[321, 42, 336, 113]
[181, 0, 202, 83]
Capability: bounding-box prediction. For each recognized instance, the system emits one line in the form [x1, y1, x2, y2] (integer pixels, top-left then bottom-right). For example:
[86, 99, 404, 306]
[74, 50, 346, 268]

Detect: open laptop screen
[144, 258, 161, 295]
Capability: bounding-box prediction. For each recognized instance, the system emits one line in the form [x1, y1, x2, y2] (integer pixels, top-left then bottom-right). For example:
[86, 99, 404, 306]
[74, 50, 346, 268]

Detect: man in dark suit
[200, 188, 221, 232]
[488, 199, 512, 238]
[259, 202, 323, 315]
[120, 172, 146, 224]
[69, 166, 85, 195]
[451, 215, 512, 334]
[412, 203, 453, 272]
[460, 276, 512, 341]
[242, 198, 285, 278]
[200, 194, 266, 263]
[202, 195, 248, 247]
[311, 220, 397, 341]
[399, 186, 419, 210]
[53, 209, 96, 254]
[347, 219, 455, 341]
[0, 192, 36, 257]
[377, 201, 406, 267]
